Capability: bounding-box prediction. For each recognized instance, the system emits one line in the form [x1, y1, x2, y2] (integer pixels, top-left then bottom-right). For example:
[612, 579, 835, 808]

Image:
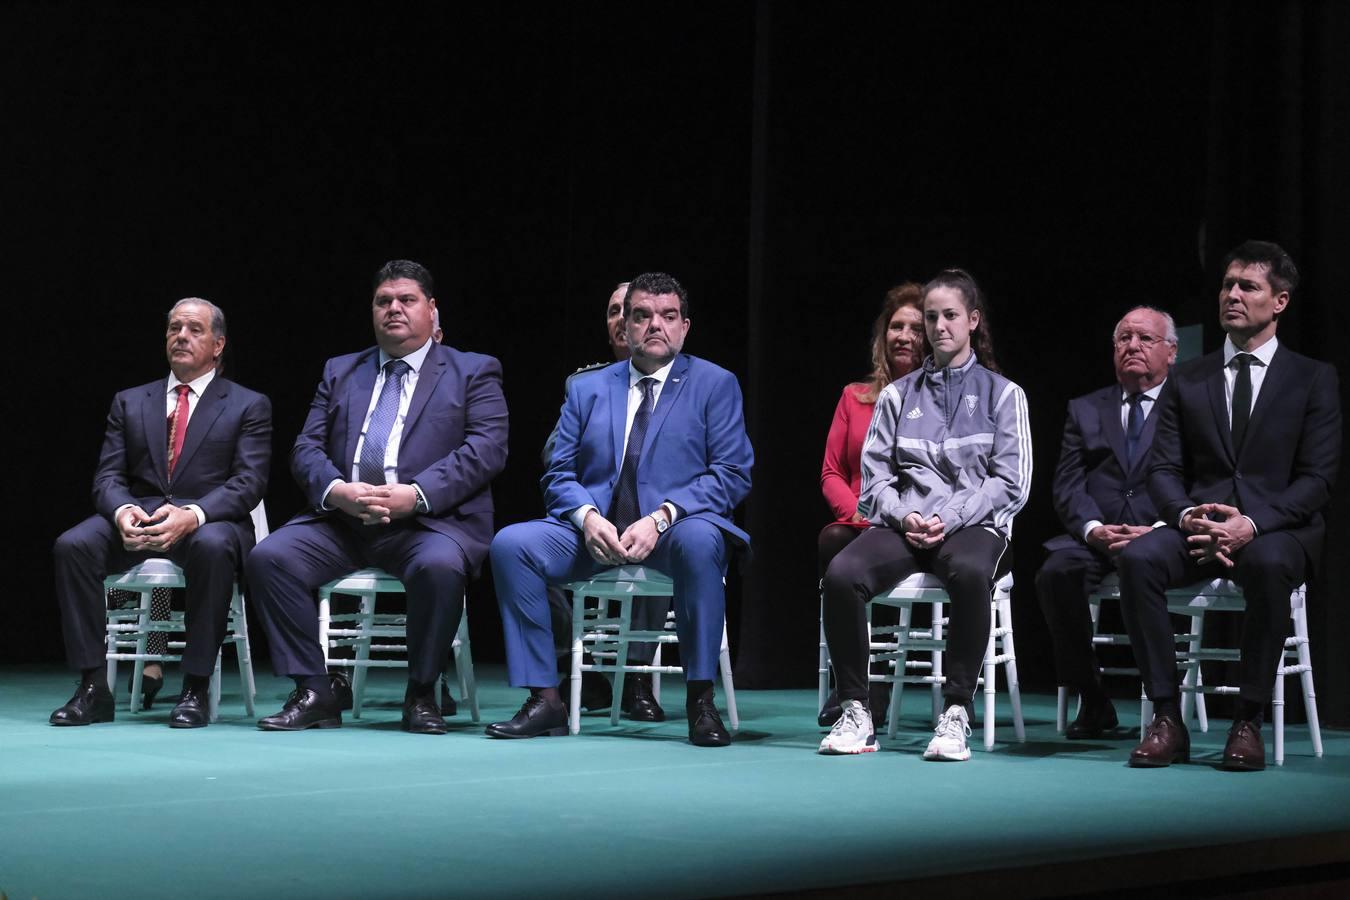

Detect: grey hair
[168, 297, 227, 339]
[1115, 305, 1176, 344]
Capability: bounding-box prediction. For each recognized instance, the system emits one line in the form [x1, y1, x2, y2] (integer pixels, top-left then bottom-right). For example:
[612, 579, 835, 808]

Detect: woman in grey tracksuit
[819, 269, 1031, 758]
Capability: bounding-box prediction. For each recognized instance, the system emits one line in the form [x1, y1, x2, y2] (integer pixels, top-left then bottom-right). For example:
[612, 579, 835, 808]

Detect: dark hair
[922, 268, 1000, 373]
[373, 259, 435, 298]
[858, 282, 926, 403]
[623, 272, 689, 318]
[1221, 240, 1299, 296]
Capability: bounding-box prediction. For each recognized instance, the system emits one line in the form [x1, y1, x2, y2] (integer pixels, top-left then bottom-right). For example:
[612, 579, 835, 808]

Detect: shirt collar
[167, 368, 217, 396]
[1223, 334, 1279, 368]
[379, 337, 434, 374]
[627, 356, 677, 388]
[1121, 377, 1167, 403]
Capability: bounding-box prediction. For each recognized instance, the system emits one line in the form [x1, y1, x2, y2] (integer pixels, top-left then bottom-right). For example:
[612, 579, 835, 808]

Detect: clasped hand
[118, 504, 197, 553]
[583, 510, 661, 565]
[1181, 502, 1254, 568]
[1086, 523, 1153, 557]
[330, 481, 418, 526]
[901, 512, 945, 549]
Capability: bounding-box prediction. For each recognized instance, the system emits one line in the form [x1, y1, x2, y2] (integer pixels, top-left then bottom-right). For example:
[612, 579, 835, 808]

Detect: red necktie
[167, 385, 191, 478]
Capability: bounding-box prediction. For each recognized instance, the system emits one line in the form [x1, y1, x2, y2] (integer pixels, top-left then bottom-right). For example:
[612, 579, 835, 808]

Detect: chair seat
[319, 567, 407, 595]
[104, 558, 187, 589]
[563, 566, 675, 594]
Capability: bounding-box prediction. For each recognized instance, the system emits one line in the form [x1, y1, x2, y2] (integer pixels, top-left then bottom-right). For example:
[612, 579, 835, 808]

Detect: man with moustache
[50, 298, 271, 728]
[1118, 240, 1341, 770]
[1036, 307, 1176, 738]
[488, 272, 753, 746]
[248, 260, 508, 734]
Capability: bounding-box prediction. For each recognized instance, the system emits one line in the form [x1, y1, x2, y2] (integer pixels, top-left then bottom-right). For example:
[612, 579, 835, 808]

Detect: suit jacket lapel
[641, 354, 690, 459]
[1100, 388, 1130, 473]
[403, 343, 445, 438]
[1206, 353, 1236, 463]
[345, 350, 380, 470]
[610, 364, 629, 471]
[142, 380, 170, 487]
[173, 378, 227, 477]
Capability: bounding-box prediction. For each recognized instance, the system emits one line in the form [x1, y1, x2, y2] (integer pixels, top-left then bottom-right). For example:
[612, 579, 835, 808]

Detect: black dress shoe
[403, 696, 449, 735]
[130, 672, 165, 710]
[1222, 719, 1266, 771]
[560, 671, 614, 712]
[257, 689, 342, 731]
[50, 680, 115, 726]
[818, 689, 843, 728]
[621, 674, 666, 722]
[485, 695, 568, 738]
[170, 687, 209, 728]
[329, 671, 354, 711]
[439, 681, 458, 717]
[1128, 714, 1189, 767]
[687, 696, 731, 747]
[1066, 697, 1119, 740]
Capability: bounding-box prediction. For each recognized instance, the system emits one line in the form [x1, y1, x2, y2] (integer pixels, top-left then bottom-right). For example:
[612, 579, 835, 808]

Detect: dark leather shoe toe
[258, 689, 342, 731]
[485, 695, 568, 738]
[170, 687, 209, 728]
[687, 698, 731, 747]
[622, 675, 666, 722]
[1222, 719, 1266, 771]
[50, 681, 115, 726]
[439, 682, 458, 718]
[1066, 698, 1119, 740]
[329, 672, 354, 711]
[403, 697, 449, 735]
[1128, 714, 1189, 767]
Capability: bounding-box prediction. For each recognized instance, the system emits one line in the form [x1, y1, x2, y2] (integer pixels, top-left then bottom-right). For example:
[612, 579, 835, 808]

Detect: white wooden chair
[103, 503, 268, 721]
[563, 566, 737, 735]
[1055, 573, 1158, 735]
[316, 568, 478, 722]
[1138, 578, 1322, 767]
[866, 572, 1024, 751]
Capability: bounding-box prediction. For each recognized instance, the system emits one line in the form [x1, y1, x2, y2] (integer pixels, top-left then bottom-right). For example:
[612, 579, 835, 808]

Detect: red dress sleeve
[820, 384, 873, 526]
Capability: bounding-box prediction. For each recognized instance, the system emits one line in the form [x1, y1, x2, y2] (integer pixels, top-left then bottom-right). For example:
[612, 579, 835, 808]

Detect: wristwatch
[650, 511, 669, 534]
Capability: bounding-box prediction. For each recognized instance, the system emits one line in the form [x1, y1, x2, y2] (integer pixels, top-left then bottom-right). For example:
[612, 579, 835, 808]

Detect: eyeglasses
[1112, 331, 1169, 349]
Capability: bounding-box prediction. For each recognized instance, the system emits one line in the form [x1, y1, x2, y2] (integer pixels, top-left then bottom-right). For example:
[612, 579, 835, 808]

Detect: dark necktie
[359, 359, 411, 485]
[1230, 352, 1254, 454]
[167, 385, 191, 478]
[608, 377, 656, 533]
[1124, 392, 1145, 467]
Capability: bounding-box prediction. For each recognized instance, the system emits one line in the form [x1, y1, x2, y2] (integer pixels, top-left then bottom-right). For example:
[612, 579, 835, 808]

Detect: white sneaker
[923, 704, 972, 761]
[818, 700, 878, 754]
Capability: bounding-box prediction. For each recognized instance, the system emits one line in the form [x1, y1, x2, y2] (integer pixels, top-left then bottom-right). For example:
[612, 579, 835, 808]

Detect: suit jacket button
[1124, 489, 1134, 498]
[1235, 471, 1243, 480]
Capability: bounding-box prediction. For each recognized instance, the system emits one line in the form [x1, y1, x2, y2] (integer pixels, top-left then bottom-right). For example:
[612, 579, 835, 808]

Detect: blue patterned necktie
[608, 377, 656, 532]
[358, 359, 411, 485]
[1124, 393, 1145, 467]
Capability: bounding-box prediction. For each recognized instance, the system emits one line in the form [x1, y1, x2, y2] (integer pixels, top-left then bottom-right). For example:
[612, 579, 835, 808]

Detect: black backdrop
[7, 3, 1347, 723]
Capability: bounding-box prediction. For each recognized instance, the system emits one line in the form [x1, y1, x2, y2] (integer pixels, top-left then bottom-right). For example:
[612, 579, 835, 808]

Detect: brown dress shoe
[1222, 719, 1266, 771]
[1128, 714, 1190, 767]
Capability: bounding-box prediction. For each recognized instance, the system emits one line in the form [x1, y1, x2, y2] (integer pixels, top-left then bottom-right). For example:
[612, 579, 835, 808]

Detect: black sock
[1079, 682, 1108, 707]
[686, 680, 714, 705]
[405, 680, 436, 703]
[80, 667, 106, 688]
[181, 673, 210, 694]
[1238, 700, 1265, 728]
[530, 686, 562, 706]
[1153, 697, 1180, 720]
[299, 675, 333, 699]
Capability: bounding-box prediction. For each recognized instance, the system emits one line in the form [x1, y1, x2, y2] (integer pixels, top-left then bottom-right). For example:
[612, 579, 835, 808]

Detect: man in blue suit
[1036, 307, 1175, 738]
[51, 298, 271, 728]
[488, 272, 753, 746]
[247, 260, 508, 733]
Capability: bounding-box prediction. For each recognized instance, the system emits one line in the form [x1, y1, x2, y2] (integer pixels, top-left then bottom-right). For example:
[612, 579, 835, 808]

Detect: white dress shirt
[570, 358, 680, 531]
[322, 337, 434, 512]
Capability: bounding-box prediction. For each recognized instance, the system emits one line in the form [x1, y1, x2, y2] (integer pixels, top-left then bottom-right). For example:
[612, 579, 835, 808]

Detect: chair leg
[130, 589, 152, 713]
[817, 585, 829, 713]
[1291, 604, 1322, 758]
[1139, 689, 1152, 739]
[983, 605, 997, 752]
[718, 620, 738, 733]
[452, 610, 479, 723]
[930, 601, 945, 726]
[610, 597, 631, 727]
[569, 593, 585, 735]
[652, 642, 663, 706]
[352, 593, 374, 719]
[886, 603, 909, 739]
[999, 596, 1025, 743]
[1056, 686, 1068, 734]
[1272, 658, 1286, 766]
[209, 651, 222, 723]
[234, 590, 256, 717]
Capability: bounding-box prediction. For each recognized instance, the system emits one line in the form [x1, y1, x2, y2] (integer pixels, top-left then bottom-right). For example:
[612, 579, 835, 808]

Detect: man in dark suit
[1037, 307, 1176, 738]
[487, 272, 753, 746]
[247, 260, 508, 734]
[1119, 240, 1341, 770]
[51, 298, 271, 728]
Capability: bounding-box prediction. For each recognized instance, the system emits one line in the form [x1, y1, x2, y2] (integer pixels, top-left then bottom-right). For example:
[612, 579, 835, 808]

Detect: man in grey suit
[1036, 307, 1175, 738]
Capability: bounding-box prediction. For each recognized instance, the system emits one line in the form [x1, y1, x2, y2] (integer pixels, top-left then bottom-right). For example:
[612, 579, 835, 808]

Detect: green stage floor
[2, 664, 1347, 899]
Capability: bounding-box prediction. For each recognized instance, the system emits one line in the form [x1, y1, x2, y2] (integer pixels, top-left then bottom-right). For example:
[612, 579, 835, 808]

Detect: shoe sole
[923, 749, 972, 761]
[1221, 759, 1264, 772]
[50, 708, 115, 726]
[257, 718, 342, 731]
[818, 741, 879, 755]
[484, 725, 568, 738]
[402, 721, 449, 735]
[1128, 751, 1189, 767]
[170, 720, 208, 729]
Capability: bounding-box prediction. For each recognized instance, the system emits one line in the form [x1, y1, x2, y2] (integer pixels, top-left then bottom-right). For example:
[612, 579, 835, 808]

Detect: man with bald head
[50, 298, 272, 728]
[1036, 306, 1177, 739]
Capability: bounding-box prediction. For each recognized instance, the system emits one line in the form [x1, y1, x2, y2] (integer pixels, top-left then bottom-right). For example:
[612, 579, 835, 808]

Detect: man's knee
[244, 530, 288, 584]
[489, 523, 533, 569]
[666, 518, 727, 565]
[185, 522, 238, 562]
[54, 518, 109, 565]
[1236, 534, 1304, 593]
[406, 545, 468, 594]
